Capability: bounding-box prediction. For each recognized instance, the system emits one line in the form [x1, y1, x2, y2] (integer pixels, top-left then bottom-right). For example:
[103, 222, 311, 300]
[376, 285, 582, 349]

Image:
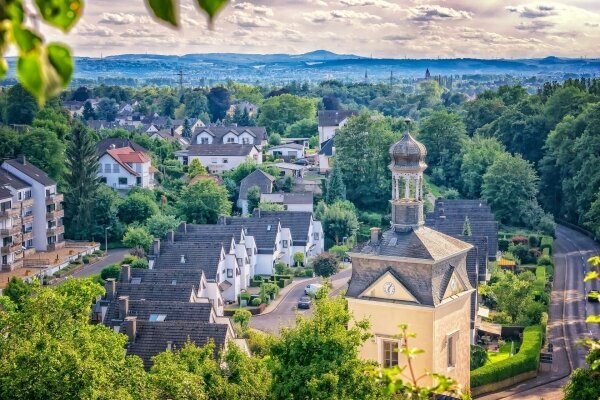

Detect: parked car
[588, 290, 599, 302]
[294, 158, 309, 166]
[305, 283, 323, 296]
[298, 296, 312, 309]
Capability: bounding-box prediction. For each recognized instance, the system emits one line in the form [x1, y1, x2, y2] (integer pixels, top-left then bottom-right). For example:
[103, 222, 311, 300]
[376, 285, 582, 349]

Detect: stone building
[347, 122, 474, 388]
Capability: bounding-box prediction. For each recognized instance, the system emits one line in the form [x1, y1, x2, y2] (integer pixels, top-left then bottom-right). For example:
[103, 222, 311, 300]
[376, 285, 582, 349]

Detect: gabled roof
[219, 216, 280, 251]
[127, 268, 205, 286]
[268, 143, 305, 151]
[254, 211, 314, 246]
[186, 144, 257, 157]
[318, 110, 358, 127]
[153, 242, 224, 280]
[3, 158, 56, 186]
[238, 169, 275, 201]
[124, 321, 228, 369]
[191, 126, 267, 145]
[260, 192, 313, 205]
[96, 138, 148, 156]
[114, 283, 195, 302]
[0, 169, 30, 190]
[0, 187, 12, 201]
[318, 138, 334, 156]
[104, 300, 213, 326]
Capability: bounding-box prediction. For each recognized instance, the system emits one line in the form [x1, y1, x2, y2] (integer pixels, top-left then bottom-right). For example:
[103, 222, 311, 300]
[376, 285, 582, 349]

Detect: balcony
[46, 209, 64, 220]
[1, 242, 21, 253]
[47, 241, 66, 251]
[47, 225, 65, 236]
[1, 258, 23, 272]
[20, 198, 34, 208]
[45, 193, 64, 205]
[22, 231, 33, 241]
[0, 208, 18, 219]
[0, 225, 21, 237]
[21, 213, 34, 224]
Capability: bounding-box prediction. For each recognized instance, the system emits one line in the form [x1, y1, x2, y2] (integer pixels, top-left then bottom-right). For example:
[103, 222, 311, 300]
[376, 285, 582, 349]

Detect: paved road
[250, 267, 352, 334]
[72, 248, 129, 278]
[480, 225, 600, 400]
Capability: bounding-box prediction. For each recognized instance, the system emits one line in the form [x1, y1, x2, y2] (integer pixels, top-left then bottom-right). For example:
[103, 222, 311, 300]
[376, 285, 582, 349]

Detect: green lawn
[486, 340, 522, 365]
[303, 173, 324, 181]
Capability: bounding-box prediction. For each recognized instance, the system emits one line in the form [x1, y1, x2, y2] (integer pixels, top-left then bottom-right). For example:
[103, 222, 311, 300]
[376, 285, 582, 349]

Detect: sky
[39, 0, 600, 59]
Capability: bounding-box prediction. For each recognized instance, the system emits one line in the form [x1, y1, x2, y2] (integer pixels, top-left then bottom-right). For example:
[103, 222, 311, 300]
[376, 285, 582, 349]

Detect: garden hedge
[540, 236, 553, 254]
[471, 325, 543, 388]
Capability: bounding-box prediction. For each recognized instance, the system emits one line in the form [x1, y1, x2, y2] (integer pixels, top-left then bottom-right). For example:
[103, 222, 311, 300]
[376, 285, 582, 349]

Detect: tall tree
[182, 118, 192, 138]
[247, 185, 261, 214]
[118, 192, 159, 225]
[325, 164, 346, 204]
[207, 86, 231, 122]
[257, 94, 316, 135]
[177, 180, 232, 224]
[82, 100, 95, 120]
[460, 136, 505, 198]
[322, 201, 359, 245]
[96, 98, 118, 122]
[4, 84, 38, 125]
[64, 122, 100, 240]
[21, 128, 66, 181]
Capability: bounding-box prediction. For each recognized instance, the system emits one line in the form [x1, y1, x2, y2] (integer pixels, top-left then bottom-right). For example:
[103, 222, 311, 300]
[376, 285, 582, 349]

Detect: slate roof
[268, 143, 305, 151]
[104, 300, 213, 326]
[186, 144, 257, 157]
[254, 211, 313, 246]
[0, 187, 12, 201]
[178, 224, 246, 241]
[457, 235, 488, 284]
[153, 242, 224, 280]
[124, 321, 228, 369]
[238, 169, 275, 201]
[96, 138, 148, 156]
[4, 158, 56, 186]
[261, 192, 313, 205]
[219, 216, 280, 251]
[191, 126, 267, 144]
[318, 138, 334, 156]
[125, 268, 205, 286]
[114, 283, 195, 302]
[0, 169, 30, 190]
[318, 110, 358, 126]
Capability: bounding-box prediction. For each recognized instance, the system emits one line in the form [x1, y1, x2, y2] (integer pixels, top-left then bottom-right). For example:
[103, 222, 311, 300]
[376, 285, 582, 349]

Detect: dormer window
[180, 255, 186, 264]
[149, 314, 167, 322]
[226, 137, 235, 144]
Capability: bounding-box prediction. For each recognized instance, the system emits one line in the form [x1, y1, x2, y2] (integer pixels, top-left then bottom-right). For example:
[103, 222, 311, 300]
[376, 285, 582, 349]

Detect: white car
[304, 283, 323, 296]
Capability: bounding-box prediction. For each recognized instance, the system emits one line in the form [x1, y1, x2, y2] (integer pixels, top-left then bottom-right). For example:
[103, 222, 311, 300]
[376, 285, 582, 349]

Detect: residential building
[149, 129, 190, 146]
[63, 100, 84, 117]
[228, 101, 259, 117]
[191, 126, 268, 149]
[176, 144, 262, 174]
[273, 162, 306, 178]
[237, 169, 276, 215]
[0, 188, 22, 271]
[1, 157, 64, 252]
[267, 143, 306, 161]
[318, 110, 358, 146]
[346, 127, 473, 389]
[318, 137, 334, 173]
[260, 192, 314, 212]
[97, 143, 157, 190]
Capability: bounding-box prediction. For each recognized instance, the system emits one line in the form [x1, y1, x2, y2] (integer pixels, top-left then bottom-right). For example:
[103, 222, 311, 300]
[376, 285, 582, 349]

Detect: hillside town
[0, 1, 599, 399]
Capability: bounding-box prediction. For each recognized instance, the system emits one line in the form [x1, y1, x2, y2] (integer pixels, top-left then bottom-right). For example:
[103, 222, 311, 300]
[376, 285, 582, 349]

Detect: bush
[130, 258, 149, 269]
[498, 239, 510, 252]
[540, 236, 553, 254]
[328, 245, 349, 259]
[233, 309, 252, 330]
[471, 325, 543, 387]
[471, 345, 489, 370]
[304, 269, 314, 277]
[537, 254, 553, 266]
[511, 235, 529, 245]
[528, 235, 539, 248]
[100, 264, 120, 280]
[82, 255, 91, 264]
[251, 298, 262, 306]
[122, 255, 138, 265]
[274, 262, 286, 275]
[312, 252, 340, 278]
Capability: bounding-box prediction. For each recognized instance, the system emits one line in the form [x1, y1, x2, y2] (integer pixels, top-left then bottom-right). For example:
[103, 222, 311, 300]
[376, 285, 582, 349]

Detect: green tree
[462, 216, 472, 236]
[463, 96, 507, 135]
[4, 84, 38, 125]
[0, 127, 22, 160]
[247, 185, 261, 214]
[268, 132, 282, 146]
[269, 295, 385, 400]
[207, 86, 231, 122]
[482, 153, 540, 226]
[258, 94, 316, 134]
[488, 271, 534, 323]
[96, 98, 118, 122]
[325, 164, 346, 204]
[460, 136, 505, 198]
[322, 201, 359, 245]
[182, 118, 192, 138]
[122, 226, 154, 252]
[146, 214, 180, 238]
[160, 95, 179, 119]
[293, 252, 304, 267]
[178, 180, 232, 224]
[21, 127, 66, 181]
[64, 122, 100, 240]
[312, 253, 339, 278]
[563, 344, 600, 400]
[418, 109, 467, 186]
[585, 191, 600, 238]
[232, 309, 252, 330]
[3, 277, 37, 309]
[82, 100, 96, 120]
[91, 185, 124, 242]
[118, 192, 159, 225]
[284, 118, 318, 138]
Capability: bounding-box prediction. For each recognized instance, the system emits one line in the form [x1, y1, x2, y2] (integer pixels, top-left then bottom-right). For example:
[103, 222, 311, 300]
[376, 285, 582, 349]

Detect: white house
[191, 126, 268, 149]
[274, 162, 306, 178]
[260, 192, 314, 212]
[237, 169, 275, 215]
[177, 144, 262, 174]
[318, 138, 334, 173]
[267, 143, 306, 160]
[98, 146, 157, 190]
[318, 110, 357, 146]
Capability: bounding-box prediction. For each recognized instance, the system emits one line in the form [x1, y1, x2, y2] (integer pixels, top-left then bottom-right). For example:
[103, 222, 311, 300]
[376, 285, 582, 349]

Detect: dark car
[294, 159, 309, 166]
[588, 290, 599, 302]
[298, 296, 312, 309]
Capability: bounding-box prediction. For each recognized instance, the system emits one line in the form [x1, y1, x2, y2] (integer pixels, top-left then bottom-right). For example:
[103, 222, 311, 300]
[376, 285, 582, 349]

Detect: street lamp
[105, 227, 111, 255]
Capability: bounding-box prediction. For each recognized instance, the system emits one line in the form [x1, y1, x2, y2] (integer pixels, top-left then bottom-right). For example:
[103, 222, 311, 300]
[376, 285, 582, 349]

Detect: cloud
[76, 23, 114, 37]
[304, 9, 381, 23]
[515, 20, 556, 32]
[99, 12, 138, 25]
[233, 2, 274, 17]
[383, 34, 416, 42]
[120, 28, 166, 38]
[339, 0, 400, 9]
[506, 4, 557, 18]
[408, 5, 473, 22]
[584, 22, 599, 27]
[227, 11, 278, 28]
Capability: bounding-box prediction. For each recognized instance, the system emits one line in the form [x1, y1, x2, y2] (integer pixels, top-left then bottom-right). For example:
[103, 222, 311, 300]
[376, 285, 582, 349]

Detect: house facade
[346, 127, 473, 389]
[177, 144, 262, 174]
[260, 192, 314, 213]
[97, 146, 156, 190]
[267, 144, 306, 160]
[237, 169, 275, 215]
[318, 110, 358, 146]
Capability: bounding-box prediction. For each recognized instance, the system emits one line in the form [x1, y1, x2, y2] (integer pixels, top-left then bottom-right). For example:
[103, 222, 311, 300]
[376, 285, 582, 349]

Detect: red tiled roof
[106, 147, 151, 177]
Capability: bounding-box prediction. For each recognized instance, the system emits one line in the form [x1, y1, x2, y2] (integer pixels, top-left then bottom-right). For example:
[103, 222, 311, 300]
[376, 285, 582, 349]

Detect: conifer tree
[325, 164, 346, 204]
[82, 100, 95, 120]
[462, 216, 472, 236]
[182, 118, 192, 138]
[64, 122, 100, 240]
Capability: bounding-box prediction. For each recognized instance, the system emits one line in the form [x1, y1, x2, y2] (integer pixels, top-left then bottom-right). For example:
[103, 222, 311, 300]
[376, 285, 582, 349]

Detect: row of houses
[0, 157, 65, 271]
[92, 210, 323, 368]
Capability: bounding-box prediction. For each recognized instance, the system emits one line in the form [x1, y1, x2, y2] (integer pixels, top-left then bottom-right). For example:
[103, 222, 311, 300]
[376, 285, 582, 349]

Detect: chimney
[105, 278, 116, 300]
[167, 229, 175, 243]
[16, 154, 26, 165]
[152, 238, 160, 256]
[123, 316, 137, 342]
[166, 340, 173, 351]
[370, 227, 381, 244]
[170, 128, 174, 136]
[183, 222, 187, 233]
[118, 296, 129, 320]
[180, 254, 186, 264]
[121, 264, 131, 283]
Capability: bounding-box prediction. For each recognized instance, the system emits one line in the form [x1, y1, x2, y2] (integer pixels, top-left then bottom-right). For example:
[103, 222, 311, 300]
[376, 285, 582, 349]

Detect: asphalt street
[72, 248, 129, 278]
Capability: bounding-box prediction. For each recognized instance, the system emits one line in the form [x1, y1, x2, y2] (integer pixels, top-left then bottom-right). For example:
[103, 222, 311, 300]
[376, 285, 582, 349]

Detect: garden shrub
[511, 235, 529, 245]
[537, 254, 553, 266]
[304, 268, 314, 277]
[100, 265, 121, 280]
[130, 258, 149, 269]
[251, 298, 262, 306]
[498, 239, 510, 252]
[528, 235, 539, 248]
[540, 236, 553, 254]
[122, 255, 138, 265]
[82, 255, 91, 264]
[471, 325, 543, 387]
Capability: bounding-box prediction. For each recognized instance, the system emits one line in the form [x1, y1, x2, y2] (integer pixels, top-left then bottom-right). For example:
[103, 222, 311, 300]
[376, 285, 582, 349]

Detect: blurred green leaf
[146, 0, 178, 26]
[12, 25, 42, 52]
[47, 42, 73, 86]
[5, 2, 25, 23]
[34, 0, 83, 31]
[17, 51, 44, 101]
[0, 58, 7, 79]
[195, 0, 228, 20]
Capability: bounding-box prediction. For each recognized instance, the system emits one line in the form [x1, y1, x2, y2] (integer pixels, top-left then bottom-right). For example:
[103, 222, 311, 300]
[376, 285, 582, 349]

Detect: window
[237, 258, 243, 266]
[313, 233, 320, 240]
[222, 158, 228, 164]
[382, 340, 399, 368]
[113, 164, 120, 173]
[200, 137, 209, 144]
[1, 255, 6, 265]
[118, 177, 128, 185]
[99, 177, 107, 184]
[149, 314, 167, 322]
[227, 269, 233, 278]
[104, 163, 111, 173]
[282, 240, 288, 248]
[130, 278, 142, 284]
[242, 138, 250, 144]
[17, 192, 22, 200]
[211, 158, 217, 164]
[227, 137, 235, 143]
[447, 333, 458, 368]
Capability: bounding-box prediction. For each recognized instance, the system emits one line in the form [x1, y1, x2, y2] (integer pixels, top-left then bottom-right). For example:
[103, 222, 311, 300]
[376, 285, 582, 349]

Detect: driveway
[73, 248, 130, 278]
[250, 267, 352, 334]
[478, 224, 600, 400]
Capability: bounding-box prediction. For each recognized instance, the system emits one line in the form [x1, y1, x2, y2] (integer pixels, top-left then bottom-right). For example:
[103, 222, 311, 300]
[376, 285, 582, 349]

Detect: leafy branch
[0, 0, 230, 104]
